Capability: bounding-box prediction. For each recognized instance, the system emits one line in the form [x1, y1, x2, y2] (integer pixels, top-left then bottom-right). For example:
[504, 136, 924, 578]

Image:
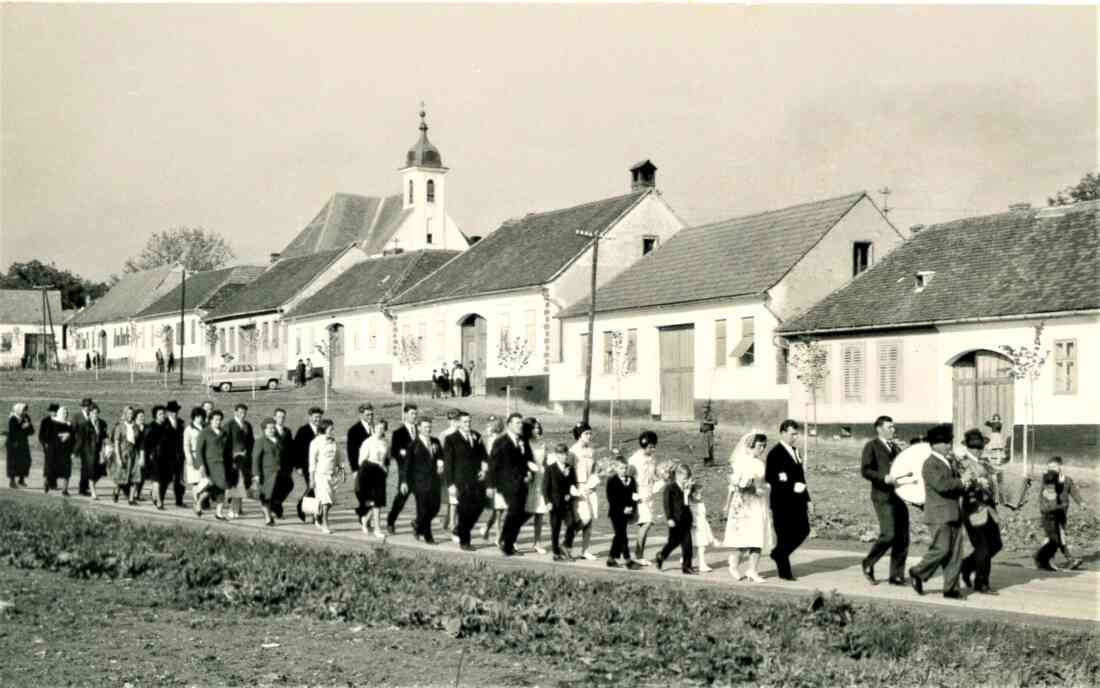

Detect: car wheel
[219, 382, 232, 393]
[267, 379, 279, 391]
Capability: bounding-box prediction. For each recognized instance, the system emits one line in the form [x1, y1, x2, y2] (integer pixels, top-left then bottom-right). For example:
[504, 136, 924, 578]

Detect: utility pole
[577, 228, 599, 425]
[179, 263, 186, 386]
[878, 186, 892, 216]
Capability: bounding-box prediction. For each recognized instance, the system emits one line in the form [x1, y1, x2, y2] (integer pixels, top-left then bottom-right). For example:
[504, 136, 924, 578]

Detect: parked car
[209, 364, 283, 392]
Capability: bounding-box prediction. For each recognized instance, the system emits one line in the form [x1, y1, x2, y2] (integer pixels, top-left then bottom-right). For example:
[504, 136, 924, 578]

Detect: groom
[765, 419, 813, 581]
[860, 415, 909, 585]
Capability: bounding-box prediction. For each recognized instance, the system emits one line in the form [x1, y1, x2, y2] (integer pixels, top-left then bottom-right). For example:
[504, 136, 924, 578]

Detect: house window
[602, 331, 615, 374]
[498, 312, 511, 343]
[219, 328, 226, 355]
[367, 319, 377, 351]
[295, 329, 301, 356]
[579, 333, 590, 375]
[1054, 339, 1078, 394]
[229, 326, 237, 353]
[426, 217, 433, 245]
[190, 320, 196, 345]
[776, 339, 789, 385]
[0, 334, 11, 353]
[877, 340, 901, 402]
[842, 342, 865, 402]
[524, 309, 536, 350]
[714, 319, 727, 368]
[272, 323, 280, 350]
[643, 236, 658, 255]
[176, 323, 183, 346]
[261, 322, 269, 350]
[408, 180, 414, 204]
[426, 179, 435, 203]
[732, 317, 755, 365]
[626, 328, 638, 373]
[853, 242, 873, 276]
[416, 322, 427, 360]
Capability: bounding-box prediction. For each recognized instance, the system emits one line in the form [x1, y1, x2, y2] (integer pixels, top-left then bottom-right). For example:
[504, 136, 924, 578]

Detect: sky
[1, 4, 1096, 281]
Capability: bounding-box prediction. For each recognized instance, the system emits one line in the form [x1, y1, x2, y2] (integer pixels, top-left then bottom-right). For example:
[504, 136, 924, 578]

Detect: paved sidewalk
[2, 482, 1097, 631]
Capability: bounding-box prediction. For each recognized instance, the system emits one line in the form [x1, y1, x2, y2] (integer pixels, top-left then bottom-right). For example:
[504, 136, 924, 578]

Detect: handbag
[301, 496, 320, 516]
[297, 487, 318, 522]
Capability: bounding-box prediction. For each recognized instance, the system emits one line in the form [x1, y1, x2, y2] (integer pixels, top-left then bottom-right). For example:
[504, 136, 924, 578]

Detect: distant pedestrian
[450, 360, 466, 398]
[84, 353, 92, 370]
[431, 369, 443, 398]
[156, 349, 164, 373]
[306, 358, 313, 380]
[700, 402, 717, 465]
[168, 350, 176, 374]
[296, 359, 307, 387]
[6, 403, 34, 488]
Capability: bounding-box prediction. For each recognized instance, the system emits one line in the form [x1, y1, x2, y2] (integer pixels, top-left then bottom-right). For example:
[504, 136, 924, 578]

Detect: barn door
[659, 325, 695, 421]
[952, 350, 1014, 436]
[461, 315, 487, 395]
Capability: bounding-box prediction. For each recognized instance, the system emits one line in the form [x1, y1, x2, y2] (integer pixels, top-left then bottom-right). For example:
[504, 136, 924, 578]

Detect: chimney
[910, 224, 925, 235]
[1009, 202, 1032, 213]
[629, 159, 657, 192]
[269, 252, 281, 265]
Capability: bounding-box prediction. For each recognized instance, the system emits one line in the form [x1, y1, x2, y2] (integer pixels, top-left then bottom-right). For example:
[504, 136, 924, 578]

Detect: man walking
[386, 405, 419, 535]
[163, 401, 186, 507]
[346, 403, 374, 476]
[444, 411, 487, 550]
[766, 419, 813, 581]
[958, 428, 1002, 594]
[293, 407, 323, 483]
[489, 412, 531, 556]
[909, 424, 969, 600]
[860, 415, 909, 585]
[401, 417, 443, 543]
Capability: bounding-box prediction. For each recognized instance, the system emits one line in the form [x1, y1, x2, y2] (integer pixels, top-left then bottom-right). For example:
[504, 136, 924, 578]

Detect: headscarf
[10, 403, 26, 418]
[55, 406, 70, 425]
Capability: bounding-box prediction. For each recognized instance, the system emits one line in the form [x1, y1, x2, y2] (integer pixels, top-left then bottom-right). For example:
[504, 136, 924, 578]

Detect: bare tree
[1000, 322, 1049, 488]
[124, 227, 235, 273]
[788, 338, 829, 462]
[497, 335, 533, 415]
[396, 334, 421, 409]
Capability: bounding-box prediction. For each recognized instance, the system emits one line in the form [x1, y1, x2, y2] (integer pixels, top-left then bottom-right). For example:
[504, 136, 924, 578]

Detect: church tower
[400, 106, 449, 248]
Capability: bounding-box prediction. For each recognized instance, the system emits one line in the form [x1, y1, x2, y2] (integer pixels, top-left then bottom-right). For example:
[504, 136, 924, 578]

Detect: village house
[69, 268, 181, 368]
[0, 289, 64, 369]
[129, 265, 265, 372]
[387, 161, 685, 403]
[549, 192, 904, 425]
[778, 200, 1099, 456]
[282, 249, 459, 391]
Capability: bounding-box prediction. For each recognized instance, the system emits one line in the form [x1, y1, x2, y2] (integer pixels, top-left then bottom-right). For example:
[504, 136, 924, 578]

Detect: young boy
[1034, 457, 1085, 571]
[606, 457, 642, 570]
[700, 403, 717, 466]
[542, 443, 578, 561]
[656, 463, 697, 574]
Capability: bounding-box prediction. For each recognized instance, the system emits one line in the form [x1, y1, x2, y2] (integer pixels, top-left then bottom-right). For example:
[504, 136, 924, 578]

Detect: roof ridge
[682, 191, 866, 234]
[506, 189, 647, 223]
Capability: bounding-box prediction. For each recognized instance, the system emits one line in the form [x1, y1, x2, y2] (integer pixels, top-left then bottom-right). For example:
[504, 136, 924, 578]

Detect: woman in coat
[252, 417, 293, 526]
[6, 403, 34, 488]
[110, 406, 137, 503]
[44, 406, 76, 496]
[74, 404, 108, 500]
[127, 409, 149, 501]
[309, 420, 343, 534]
[195, 409, 231, 520]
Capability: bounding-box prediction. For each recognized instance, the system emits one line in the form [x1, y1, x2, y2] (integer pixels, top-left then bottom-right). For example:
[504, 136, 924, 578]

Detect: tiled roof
[286, 249, 460, 320]
[204, 249, 345, 322]
[134, 265, 265, 320]
[70, 268, 179, 326]
[557, 192, 868, 318]
[279, 193, 412, 259]
[779, 201, 1100, 334]
[0, 289, 63, 324]
[391, 191, 649, 306]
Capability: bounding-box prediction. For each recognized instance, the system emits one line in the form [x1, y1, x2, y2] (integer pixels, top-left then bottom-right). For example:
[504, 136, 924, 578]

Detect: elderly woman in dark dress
[252, 417, 294, 526]
[195, 409, 231, 520]
[44, 406, 76, 496]
[38, 403, 58, 490]
[7, 403, 34, 488]
[74, 404, 108, 500]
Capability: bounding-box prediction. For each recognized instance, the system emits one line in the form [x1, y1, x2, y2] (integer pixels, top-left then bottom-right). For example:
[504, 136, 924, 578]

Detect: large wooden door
[659, 325, 695, 421]
[952, 350, 1014, 435]
[461, 315, 487, 395]
[328, 324, 345, 389]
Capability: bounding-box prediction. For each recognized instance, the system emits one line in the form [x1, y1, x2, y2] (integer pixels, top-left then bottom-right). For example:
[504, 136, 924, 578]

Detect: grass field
[2, 369, 1098, 566]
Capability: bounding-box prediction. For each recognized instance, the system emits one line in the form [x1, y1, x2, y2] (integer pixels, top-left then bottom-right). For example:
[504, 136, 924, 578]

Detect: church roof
[558, 192, 869, 318]
[391, 191, 649, 307]
[279, 193, 411, 259]
[780, 200, 1100, 335]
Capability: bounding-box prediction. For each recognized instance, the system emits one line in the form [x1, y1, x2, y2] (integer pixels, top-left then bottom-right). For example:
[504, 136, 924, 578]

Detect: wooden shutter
[627, 329, 638, 373]
[1054, 339, 1077, 394]
[579, 333, 590, 375]
[878, 340, 901, 401]
[714, 319, 727, 367]
[842, 343, 865, 402]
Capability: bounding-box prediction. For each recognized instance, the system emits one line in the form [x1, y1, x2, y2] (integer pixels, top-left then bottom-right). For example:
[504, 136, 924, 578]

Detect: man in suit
[765, 418, 813, 581]
[656, 463, 695, 574]
[909, 424, 969, 600]
[273, 408, 293, 447]
[860, 415, 909, 585]
[74, 397, 94, 495]
[489, 412, 531, 556]
[444, 410, 487, 550]
[293, 407, 323, 483]
[386, 404, 419, 534]
[346, 403, 374, 475]
[400, 417, 443, 543]
[162, 400, 187, 507]
[228, 403, 255, 514]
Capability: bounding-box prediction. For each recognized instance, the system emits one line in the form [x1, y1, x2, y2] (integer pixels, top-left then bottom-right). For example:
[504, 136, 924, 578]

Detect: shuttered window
[776, 338, 789, 385]
[842, 342, 865, 402]
[1054, 339, 1077, 394]
[626, 329, 638, 374]
[877, 340, 901, 402]
[714, 319, 727, 367]
[579, 333, 590, 375]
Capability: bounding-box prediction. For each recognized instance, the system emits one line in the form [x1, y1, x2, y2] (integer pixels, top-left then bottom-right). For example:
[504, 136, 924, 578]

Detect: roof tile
[204, 249, 345, 321]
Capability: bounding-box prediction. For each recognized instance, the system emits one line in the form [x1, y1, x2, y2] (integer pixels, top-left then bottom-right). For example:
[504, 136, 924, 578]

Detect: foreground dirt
[0, 565, 580, 688]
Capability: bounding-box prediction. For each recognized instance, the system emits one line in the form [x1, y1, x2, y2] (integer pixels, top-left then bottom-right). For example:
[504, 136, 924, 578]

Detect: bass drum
[889, 442, 930, 506]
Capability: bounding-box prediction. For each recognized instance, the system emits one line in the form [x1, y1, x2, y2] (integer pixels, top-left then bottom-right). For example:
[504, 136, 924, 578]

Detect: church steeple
[405, 104, 443, 169]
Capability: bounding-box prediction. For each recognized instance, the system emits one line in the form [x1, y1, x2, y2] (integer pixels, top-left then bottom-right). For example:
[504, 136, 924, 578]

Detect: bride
[722, 430, 775, 582]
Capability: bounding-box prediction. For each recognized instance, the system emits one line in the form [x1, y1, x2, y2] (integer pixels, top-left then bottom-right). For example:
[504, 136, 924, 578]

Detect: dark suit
[444, 430, 487, 546]
[489, 433, 531, 554]
[765, 443, 810, 578]
[658, 481, 694, 571]
[252, 435, 293, 516]
[346, 421, 372, 472]
[74, 414, 105, 491]
[293, 423, 320, 482]
[386, 423, 417, 529]
[401, 436, 443, 540]
[227, 418, 255, 488]
[543, 462, 578, 555]
[73, 410, 93, 493]
[156, 418, 185, 504]
[910, 453, 966, 593]
[861, 438, 910, 580]
[606, 475, 637, 560]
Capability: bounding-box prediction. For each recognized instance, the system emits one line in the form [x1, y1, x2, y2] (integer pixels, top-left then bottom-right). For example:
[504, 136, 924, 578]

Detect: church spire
[405, 102, 442, 169]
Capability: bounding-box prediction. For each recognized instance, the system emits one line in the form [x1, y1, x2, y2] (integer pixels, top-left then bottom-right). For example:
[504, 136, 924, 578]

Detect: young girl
[309, 420, 345, 534]
[524, 417, 548, 554]
[357, 419, 390, 538]
[569, 422, 600, 560]
[481, 416, 505, 543]
[689, 481, 715, 572]
[723, 432, 773, 582]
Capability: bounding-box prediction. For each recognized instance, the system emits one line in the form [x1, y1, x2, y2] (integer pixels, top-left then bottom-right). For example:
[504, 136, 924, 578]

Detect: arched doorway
[460, 314, 487, 396]
[328, 323, 345, 389]
[950, 349, 1014, 436]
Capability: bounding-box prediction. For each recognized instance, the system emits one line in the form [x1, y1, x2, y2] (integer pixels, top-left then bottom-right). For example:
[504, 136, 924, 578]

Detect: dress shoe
[606, 559, 621, 568]
[682, 568, 699, 575]
[386, 524, 396, 536]
[861, 561, 877, 584]
[424, 536, 437, 545]
[778, 572, 798, 582]
[974, 585, 997, 595]
[942, 590, 965, 600]
[625, 560, 643, 570]
[960, 567, 973, 589]
[887, 577, 907, 586]
[908, 570, 924, 595]
[655, 554, 665, 570]
[413, 532, 423, 542]
[460, 544, 476, 552]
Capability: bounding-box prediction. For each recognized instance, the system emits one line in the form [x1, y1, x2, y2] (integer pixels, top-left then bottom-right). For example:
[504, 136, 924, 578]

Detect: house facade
[779, 200, 1099, 457]
[69, 268, 181, 367]
[0, 289, 64, 369]
[388, 161, 685, 403]
[549, 192, 904, 426]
